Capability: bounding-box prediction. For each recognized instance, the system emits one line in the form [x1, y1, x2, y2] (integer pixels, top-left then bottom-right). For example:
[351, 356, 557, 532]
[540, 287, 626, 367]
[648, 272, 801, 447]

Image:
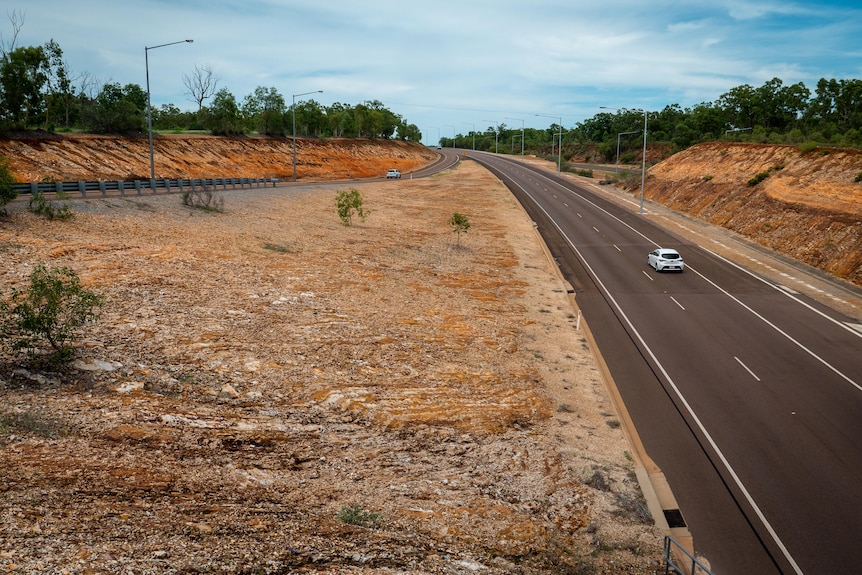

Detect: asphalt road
[460, 149, 862, 575]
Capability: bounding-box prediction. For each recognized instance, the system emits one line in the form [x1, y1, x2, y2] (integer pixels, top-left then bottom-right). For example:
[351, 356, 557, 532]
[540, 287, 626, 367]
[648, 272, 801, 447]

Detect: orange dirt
[631, 142, 862, 287]
[0, 133, 437, 182]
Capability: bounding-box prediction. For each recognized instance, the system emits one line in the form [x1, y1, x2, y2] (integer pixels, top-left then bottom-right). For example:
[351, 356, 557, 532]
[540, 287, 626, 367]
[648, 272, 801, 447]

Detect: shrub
[335, 188, 368, 226]
[748, 171, 770, 186]
[1, 263, 104, 364]
[798, 141, 818, 153]
[338, 505, 380, 527]
[449, 212, 470, 245]
[28, 191, 74, 220]
[182, 184, 224, 212]
[855, 172, 862, 183]
[0, 156, 16, 210]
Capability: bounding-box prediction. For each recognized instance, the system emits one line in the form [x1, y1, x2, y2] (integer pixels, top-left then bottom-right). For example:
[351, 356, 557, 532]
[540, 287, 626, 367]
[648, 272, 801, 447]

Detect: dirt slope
[644, 142, 862, 286]
[0, 133, 437, 182]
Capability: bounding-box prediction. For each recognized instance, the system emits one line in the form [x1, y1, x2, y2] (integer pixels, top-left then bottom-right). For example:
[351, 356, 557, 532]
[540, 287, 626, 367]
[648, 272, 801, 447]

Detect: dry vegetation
[0, 154, 663, 574]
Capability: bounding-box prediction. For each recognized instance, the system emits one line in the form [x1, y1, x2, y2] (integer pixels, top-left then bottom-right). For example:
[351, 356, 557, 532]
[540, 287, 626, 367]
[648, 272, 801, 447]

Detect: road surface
[460, 149, 862, 575]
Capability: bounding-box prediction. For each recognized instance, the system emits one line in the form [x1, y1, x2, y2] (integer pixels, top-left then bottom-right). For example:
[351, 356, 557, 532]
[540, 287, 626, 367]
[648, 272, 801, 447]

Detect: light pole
[601, 106, 648, 214]
[444, 125, 455, 148]
[511, 133, 522, 153]
[482, 120, 498, 153]
[505, 117, 524, 159]
[292, 90, 323, 181]
[145, 39, 193, 182]
[536, 114, 562, 173]
[615, 130, 640, 172]
[462, 122, 475, 150]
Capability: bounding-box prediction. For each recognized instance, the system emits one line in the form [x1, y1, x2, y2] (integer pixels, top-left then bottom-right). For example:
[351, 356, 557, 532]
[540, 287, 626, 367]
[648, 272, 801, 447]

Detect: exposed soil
[643, 142, 862, 287]
[3, 134, 860, 574]
[0, 150, 664, 574]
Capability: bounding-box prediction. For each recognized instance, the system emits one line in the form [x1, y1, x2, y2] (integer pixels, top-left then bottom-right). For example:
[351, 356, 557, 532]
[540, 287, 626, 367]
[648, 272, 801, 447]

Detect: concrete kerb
[525, 218, 696, 556]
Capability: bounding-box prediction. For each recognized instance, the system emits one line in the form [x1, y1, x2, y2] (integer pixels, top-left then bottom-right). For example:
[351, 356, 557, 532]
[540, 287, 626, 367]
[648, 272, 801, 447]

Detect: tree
[1, 263, 104, 364]
[82, 82, 145, 133]
[0, 44, 51, 127]
[449, 212, 470, 245]
[335, 188, 368, 226]
[183, 64, 219, 111]
[203, 87, 244, 135]
[242, 86, 285, 135]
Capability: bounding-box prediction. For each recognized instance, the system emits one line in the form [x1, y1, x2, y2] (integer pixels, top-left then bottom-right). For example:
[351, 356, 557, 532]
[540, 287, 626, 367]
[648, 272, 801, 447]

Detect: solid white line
[735, 356, 762, 381]
[477, 154, 806, 575]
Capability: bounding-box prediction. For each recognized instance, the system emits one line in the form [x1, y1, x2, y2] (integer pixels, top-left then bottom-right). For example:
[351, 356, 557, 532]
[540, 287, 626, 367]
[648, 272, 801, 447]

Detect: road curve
[460, 149, 862, 575]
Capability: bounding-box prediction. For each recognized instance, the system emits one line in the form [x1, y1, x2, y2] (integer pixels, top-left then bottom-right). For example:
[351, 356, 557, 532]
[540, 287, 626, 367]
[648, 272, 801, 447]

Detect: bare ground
[0, 161, 664, 574]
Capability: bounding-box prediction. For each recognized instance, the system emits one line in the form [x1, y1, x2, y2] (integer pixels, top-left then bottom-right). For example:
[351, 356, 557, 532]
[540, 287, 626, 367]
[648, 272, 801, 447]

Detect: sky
[7, 0, 862, 145]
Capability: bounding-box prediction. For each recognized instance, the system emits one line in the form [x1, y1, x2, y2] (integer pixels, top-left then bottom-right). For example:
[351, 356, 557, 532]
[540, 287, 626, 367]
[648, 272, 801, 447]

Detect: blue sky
[9, 0, 862, 144]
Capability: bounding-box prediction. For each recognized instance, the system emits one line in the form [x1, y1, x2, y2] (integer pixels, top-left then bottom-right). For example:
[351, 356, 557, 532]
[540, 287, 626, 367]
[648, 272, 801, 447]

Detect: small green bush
[449, 212, 470, 245]
[798, 141, 818, 153]
[748, 171, 770, 186]
[335, 188, 368, 226]
[1, 263, 104, 364]
[855, 172, 862, 183]
[0, 156, 16, 210]
[28, 191, 74, 220]
[338, 505, 380, 527]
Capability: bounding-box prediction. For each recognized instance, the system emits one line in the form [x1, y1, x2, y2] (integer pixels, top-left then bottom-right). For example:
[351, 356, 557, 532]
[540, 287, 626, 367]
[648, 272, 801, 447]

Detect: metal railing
[11, 177, 280, 199]
[664, 535, 714, 575]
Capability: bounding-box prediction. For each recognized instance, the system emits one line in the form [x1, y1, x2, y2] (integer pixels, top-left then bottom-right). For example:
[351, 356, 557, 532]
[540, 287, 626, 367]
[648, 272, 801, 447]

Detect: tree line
[0, 23, 421, 140]
[447, 75, 862, 161]
[1, 15, 860, 157]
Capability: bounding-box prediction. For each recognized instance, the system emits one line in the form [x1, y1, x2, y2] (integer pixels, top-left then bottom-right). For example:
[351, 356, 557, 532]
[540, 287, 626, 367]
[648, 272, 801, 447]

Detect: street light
[145, 39, 193, 181]
[601, 106, 648, 214]
[462, 122, 475, 150]
[511, 133, 522, 153]
[505, 117, 524, 159]
[536, 114, 562, 173]
[292, 90, 323, 182]
[444, 124, 456, 148]
[615, 130, 640, 172]
[482, 119, 498, 153]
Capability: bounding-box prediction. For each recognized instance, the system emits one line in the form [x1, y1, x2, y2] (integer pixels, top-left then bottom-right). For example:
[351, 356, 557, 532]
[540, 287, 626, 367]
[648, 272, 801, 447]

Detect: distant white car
[648, 248, 685, 272]
[386, 169, 401, 179]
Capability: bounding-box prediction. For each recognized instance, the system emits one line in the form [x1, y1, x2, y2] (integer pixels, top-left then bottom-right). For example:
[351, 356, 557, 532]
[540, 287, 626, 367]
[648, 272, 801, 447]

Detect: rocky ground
[0, 159, 664, 574]
[646, 142, 862, 287]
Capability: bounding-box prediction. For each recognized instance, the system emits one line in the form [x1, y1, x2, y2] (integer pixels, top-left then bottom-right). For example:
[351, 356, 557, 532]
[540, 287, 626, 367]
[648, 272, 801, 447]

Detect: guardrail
[11, 177, 280, 198]
[664, 535, 714, 575]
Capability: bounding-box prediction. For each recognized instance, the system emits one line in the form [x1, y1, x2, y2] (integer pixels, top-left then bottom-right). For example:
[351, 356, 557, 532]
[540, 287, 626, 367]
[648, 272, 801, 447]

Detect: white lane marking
[593, 226, 600, 233]
[735, 356, 762, 381]
[670, 296, 686, 310]
[613, 244, 622, 252]
[642, 271, 654, 281]
[481, 156, 807, 575]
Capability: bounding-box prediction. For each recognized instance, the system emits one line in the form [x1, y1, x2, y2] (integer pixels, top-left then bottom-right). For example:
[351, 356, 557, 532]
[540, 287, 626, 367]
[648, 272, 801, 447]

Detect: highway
[457, 149, 862, 575]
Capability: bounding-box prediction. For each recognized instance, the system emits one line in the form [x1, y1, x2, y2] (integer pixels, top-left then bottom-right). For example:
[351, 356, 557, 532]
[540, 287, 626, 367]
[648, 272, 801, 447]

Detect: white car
[386, 169, 401, 179]
[648, 248, 685, 272]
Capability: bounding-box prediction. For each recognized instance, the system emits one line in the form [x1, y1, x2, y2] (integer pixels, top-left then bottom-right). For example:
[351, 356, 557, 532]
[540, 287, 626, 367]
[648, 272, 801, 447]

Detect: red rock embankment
[0, 133, 437, 182]
[645, 142, 862, 286]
